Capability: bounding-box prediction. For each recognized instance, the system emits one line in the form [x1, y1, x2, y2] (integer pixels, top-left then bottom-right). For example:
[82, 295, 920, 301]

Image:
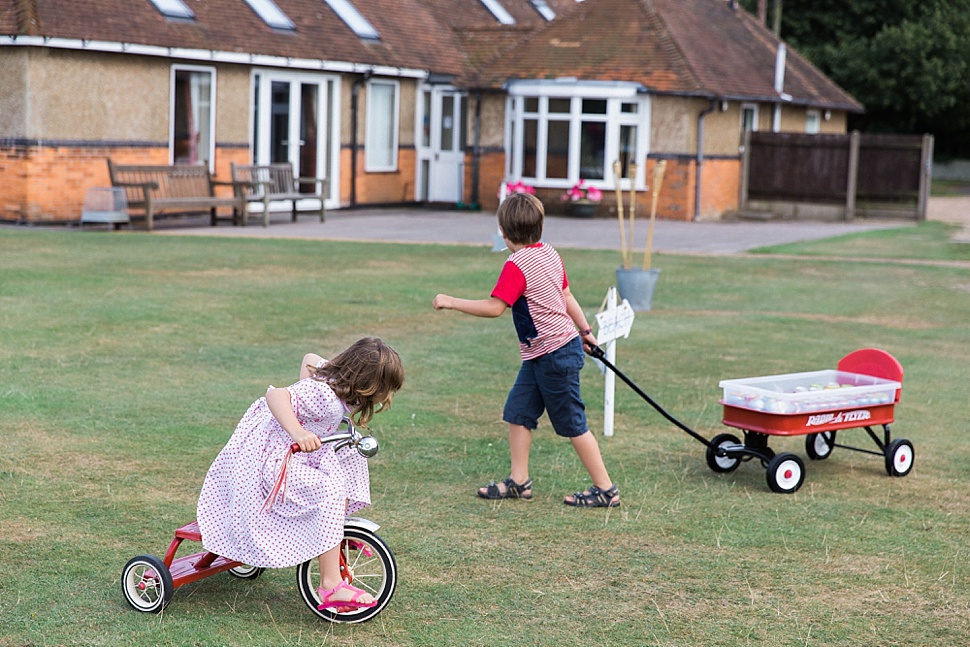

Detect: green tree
[739, 0, 970, 156]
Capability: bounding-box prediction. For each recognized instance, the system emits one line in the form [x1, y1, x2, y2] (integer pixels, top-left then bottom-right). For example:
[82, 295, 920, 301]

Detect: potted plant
[561, 180, 602, 218]
[500, 180, 535, 201]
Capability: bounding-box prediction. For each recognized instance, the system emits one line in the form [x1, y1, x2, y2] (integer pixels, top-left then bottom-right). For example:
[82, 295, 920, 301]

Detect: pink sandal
[317, 581, 378, 613]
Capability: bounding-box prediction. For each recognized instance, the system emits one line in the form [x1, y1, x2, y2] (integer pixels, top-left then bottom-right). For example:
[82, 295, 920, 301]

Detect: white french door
[416, 86, 465, 203]
[252, 71, 339, 205]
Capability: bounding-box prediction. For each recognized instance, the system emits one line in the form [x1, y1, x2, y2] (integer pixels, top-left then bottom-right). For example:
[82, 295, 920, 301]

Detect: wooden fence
[740, 131, 934, 220]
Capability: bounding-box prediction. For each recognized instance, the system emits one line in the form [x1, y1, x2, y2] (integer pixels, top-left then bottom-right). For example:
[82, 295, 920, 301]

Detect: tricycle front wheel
[296, 527, 397, 624]
[766, 453, 805, 494]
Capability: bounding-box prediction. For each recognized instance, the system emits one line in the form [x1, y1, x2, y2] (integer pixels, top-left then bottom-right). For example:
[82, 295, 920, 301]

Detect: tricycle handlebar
[290, 417, 380, 458]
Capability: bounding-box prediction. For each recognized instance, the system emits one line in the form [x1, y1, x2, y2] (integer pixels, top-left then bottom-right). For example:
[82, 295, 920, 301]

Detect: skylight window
[322, 0, 380, 40]
[480, 0, 515, 25]
[243, 0, 295, 31]
[148, 0, 195, 20]
[531, 0, 556, 20]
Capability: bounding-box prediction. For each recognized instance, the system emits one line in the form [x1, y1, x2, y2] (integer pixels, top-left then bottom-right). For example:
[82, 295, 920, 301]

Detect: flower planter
[567, 201, 599, 218]
[616, 267, 661, 311]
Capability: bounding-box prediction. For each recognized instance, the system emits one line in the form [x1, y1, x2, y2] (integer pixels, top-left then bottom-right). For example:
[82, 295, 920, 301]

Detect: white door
[253, 71, 338, 205]
[423, 88, 465, 203]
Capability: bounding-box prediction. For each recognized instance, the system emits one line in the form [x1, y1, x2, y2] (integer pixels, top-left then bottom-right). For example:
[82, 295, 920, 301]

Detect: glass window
[618, 125, 637, 180]
[546, 120, 569, 179]
[365, 80, 399, 171]
[741, 103, 758, 132]
[805, 110, 821, 134]
[508, 90, 649, 189]
[522, 118, 538, 178]
[579, 121, 606, 180]
[322, 0, 380, 40]
[171, 67, 214, 168]
[243, 0, 295, 30]
[149, 0, 194, 19]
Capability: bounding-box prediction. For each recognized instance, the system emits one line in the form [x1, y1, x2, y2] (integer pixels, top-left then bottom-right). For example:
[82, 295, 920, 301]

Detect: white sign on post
[593, 287, 635, 437]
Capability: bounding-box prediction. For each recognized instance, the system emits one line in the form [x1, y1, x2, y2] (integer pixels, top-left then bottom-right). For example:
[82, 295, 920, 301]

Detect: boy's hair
[497, 192, 544, 245]
[309, 337, 405, 427]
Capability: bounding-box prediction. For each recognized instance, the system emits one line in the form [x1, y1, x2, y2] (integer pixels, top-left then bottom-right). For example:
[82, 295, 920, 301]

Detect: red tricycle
[121, 420, 397, 623]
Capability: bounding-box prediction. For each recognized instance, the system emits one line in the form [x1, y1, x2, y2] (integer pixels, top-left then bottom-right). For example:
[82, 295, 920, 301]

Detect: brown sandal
[477, 477, 533, 500]
[563, 484, 620, 507]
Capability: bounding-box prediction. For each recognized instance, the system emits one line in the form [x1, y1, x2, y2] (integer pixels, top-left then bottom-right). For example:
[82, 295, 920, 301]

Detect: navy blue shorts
[503, 336, 588, 438]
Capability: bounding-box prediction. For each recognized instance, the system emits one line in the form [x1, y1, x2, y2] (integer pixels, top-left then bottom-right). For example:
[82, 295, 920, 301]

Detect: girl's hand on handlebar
[294, 434, 322, 453]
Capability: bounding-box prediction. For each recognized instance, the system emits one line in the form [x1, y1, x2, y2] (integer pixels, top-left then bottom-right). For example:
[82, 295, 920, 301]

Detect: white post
[603, 287, 618, 437]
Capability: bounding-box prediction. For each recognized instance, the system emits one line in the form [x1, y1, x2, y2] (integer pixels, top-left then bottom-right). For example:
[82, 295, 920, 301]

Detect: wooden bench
[230, 162, 327, 227]
[107, 159, 246, 231]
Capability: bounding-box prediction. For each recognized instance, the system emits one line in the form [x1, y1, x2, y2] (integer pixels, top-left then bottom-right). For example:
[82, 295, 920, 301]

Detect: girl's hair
[497, 192, 544, 245]
[308, 337, 405, 427]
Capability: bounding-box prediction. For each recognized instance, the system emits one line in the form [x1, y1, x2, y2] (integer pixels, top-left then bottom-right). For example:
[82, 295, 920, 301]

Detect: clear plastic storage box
[719, 370, 900, 415]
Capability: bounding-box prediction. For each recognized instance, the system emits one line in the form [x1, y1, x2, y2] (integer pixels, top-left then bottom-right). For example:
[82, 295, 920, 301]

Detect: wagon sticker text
[806, 410, 871, 427]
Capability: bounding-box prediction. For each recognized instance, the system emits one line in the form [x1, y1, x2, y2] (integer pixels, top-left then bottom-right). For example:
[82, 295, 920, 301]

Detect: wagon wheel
[228, 564, 266, 580]
[885, 438, 914, 477]
[766, 453, 805, 494]
[805, 431, 836, 461]
[122, 554, 174, 613]
[706, 433, 741, 473]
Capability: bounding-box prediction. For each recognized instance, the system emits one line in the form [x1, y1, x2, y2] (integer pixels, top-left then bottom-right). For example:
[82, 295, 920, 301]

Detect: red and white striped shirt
[491, 243, 578, 360]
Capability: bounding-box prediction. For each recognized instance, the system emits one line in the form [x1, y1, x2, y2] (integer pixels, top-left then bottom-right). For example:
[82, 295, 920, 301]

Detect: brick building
[0, 0, 861, 224]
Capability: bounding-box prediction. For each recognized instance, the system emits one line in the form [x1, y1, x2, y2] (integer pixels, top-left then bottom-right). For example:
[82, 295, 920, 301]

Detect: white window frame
[149, 0, 194, 19]
[805, 109, 821, 134]
[505, 81, 650, 190]
[480, 0, 516, 24]
[365, 79, 400, 172]
[169, 65, 216, 171]
[243, 0, 295, 30]
[741, 102, 759, 132]
[323, 0, 380, 40]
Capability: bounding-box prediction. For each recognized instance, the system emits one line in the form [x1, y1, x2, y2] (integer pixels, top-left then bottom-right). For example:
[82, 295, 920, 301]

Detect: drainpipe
[695, 99, 717, 221]
[470, 91, 482, 209]
[350, 70, 373, 207]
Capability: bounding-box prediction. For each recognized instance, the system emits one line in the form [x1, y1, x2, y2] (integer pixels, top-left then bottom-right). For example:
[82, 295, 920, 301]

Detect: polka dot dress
[196, 368, 370, 569]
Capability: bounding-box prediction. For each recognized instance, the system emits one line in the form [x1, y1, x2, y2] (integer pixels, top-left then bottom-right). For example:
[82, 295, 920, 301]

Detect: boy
[432, 192, 620, 507]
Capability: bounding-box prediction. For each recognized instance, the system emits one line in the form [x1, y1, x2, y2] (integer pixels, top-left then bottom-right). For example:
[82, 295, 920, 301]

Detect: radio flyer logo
[806, 410, 871, 427]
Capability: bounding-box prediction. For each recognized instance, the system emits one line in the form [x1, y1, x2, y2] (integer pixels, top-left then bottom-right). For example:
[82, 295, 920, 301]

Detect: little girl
[197, 337, 404, 611]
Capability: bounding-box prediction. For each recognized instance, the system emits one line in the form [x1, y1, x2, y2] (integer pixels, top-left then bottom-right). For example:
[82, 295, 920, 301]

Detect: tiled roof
[467, 0, 863, 111]
[7, 0, 466, 75]
[2, 0, 861, 111]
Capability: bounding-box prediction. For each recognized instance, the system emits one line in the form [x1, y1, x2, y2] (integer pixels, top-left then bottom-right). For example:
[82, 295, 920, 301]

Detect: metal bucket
[616, 267, 661, 311]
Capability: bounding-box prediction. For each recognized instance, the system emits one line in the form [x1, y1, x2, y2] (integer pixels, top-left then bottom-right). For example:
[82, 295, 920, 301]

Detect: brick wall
[0, 143, 249, 223]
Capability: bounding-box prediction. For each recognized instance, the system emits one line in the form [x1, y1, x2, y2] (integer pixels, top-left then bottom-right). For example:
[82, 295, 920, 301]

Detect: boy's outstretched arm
[433, 294, 508, 318]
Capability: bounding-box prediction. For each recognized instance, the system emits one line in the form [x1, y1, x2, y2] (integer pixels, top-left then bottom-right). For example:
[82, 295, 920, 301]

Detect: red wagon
[710, 348, 911, 493]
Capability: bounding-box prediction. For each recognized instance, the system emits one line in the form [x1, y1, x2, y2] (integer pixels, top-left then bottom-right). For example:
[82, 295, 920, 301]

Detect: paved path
[157, 196, 970, 254]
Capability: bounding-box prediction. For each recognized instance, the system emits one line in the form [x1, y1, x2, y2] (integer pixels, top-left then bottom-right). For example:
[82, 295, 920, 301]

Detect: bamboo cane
[612, 161, 629, 269]
[626, 162, 638, 269]
[643, 160, 667, 271]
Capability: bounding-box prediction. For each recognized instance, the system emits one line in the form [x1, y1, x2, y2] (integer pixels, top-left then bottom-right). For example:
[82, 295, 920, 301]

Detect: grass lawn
[1, 221, 969, 646]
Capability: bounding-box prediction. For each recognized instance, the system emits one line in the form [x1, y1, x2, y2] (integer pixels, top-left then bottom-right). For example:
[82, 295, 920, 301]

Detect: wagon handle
[587, 346, 714, 449]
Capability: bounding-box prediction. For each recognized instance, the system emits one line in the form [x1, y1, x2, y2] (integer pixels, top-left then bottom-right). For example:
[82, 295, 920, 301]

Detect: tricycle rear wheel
[122, 554, 173, 613]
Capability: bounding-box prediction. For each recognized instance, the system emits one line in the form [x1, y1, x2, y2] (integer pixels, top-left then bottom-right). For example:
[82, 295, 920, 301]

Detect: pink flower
[561, 180, 602, 203]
